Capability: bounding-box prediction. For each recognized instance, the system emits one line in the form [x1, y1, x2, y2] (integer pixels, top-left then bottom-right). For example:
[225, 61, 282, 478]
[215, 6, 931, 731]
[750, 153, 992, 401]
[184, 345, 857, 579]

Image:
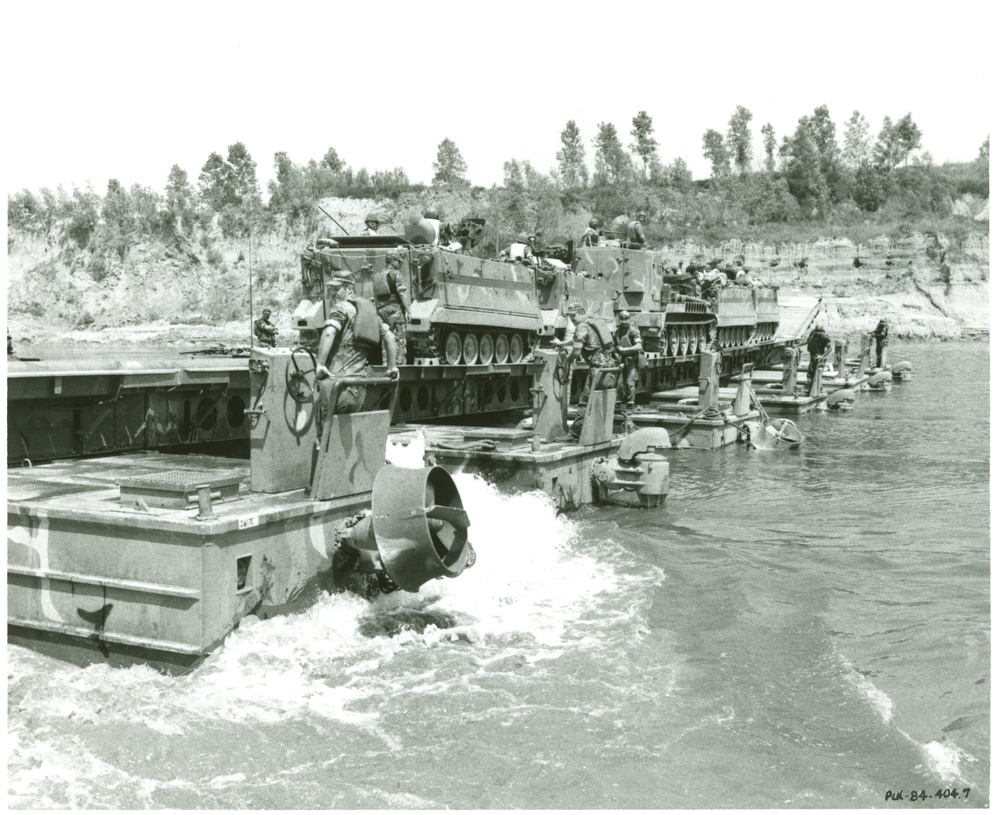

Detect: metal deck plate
[119, 468, 244, 508]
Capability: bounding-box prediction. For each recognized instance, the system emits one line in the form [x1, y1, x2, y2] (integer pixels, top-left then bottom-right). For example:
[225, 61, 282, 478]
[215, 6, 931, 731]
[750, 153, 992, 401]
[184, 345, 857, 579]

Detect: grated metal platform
[118, 468, 244, 508]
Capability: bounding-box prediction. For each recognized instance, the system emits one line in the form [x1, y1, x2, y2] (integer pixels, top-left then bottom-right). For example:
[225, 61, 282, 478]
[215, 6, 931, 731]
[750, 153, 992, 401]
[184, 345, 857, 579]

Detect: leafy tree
[198, 143, 261, 216]
[630, 111, 659, 179]
[874, 115, 921, 169]
[808, 105, 848, 202]
[556, 120, 588, 187]
[98, 179, 135, 259]
[7, 189, 45, 233]
[226, 142, 261, 210]
[102, 179, 131, 230]
[165, 164, 197, 231]
[593, 122, 631, 185]
[853, 159, 891, 211]
[267, 151, 314, 220]
[725, 106, 753, 176]
[128, 184, 165, 238]
[780, 117, 827, 214]
[199, 151, 234, 211]
[665, 157, 692, 189]
[321, 147, 345, 174]
[370, 167, 411, 199]
[304, 158, 341, 200]
[979, 136, 989, 162]
[894, 113, 922, 166]
[842, 111, 872, 171]
[65, 186, 102, 249]
[432, 138, 469, 185]
[489, 159, 562, 246]
[761, 123, 777, 174]
[702, 129, 730, 179]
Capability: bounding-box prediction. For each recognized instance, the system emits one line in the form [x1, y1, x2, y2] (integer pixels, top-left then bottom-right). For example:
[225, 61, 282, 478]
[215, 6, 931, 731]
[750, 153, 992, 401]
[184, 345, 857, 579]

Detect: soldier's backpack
[346, 295, 382, 351]
[586, 319, 615, 354]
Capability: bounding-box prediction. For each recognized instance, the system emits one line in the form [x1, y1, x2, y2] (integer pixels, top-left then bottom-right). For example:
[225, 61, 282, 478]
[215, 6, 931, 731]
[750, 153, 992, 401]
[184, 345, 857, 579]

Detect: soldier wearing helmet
[626, 212, 647, 248]
[553, 303, 617, 439]
[614, 307, 644, 409]
[580, 217, 601, 247]
[315, 271, 398, 434]
[362, 213, 380, 236]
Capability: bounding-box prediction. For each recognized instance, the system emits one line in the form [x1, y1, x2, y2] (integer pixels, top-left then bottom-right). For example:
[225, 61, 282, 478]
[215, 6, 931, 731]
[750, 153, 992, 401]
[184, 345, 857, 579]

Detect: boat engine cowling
[863, 370, 893, 390]
[333, 465, 475, 595]
[891, 360, 913, 380]
[592, 428, 671, 508]
[826, 387, 855, 409]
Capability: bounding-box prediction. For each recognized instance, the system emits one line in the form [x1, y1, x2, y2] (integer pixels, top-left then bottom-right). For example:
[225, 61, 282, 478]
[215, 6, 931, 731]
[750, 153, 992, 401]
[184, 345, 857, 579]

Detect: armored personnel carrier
[296, 217, 543, 365]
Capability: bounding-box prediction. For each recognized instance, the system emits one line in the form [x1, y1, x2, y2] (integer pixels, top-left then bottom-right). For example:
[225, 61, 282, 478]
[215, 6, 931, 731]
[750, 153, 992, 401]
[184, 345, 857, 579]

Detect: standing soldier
[553, 303, 616, 439]
[374, 251, 411, 361]
[253, 308, 277, 347]
[314, 271, 398, 438]
[873, 319, 889, 367]
[804, 325, 832, 391]
[626, 211, 647, 247]
[362, 213, 380, 236]
[614, 308, 644, 410]
[580, 218, 601, 246]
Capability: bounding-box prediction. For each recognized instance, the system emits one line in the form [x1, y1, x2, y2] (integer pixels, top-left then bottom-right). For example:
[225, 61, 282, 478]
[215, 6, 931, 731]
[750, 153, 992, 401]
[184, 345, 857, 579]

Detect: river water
[6, 341, 990, 809]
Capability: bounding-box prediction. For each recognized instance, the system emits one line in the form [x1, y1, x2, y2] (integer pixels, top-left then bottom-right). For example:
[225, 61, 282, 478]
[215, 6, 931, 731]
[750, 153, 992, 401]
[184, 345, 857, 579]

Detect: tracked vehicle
[296, 218, 543, 365]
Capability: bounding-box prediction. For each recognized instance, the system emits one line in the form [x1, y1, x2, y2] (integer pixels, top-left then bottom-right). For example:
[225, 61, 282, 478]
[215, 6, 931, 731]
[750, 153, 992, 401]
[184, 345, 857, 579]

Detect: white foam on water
[6, 468, 664, 806]
[838, 655, 977, 789]
[840, 656, 894, 723]
[921, 738, 974, 786]
[184, 474, 657, 724]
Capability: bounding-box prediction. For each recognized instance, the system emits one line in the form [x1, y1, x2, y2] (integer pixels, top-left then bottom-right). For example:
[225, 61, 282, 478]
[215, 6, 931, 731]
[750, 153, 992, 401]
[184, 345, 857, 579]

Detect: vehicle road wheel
[509, 333, 524, 363]
[668, 327, 679, 356]
[443, 331, 462, 365]
[494, 333, 510, 363]
[462, 332, 479, 364]
[478, 333, 494, 365]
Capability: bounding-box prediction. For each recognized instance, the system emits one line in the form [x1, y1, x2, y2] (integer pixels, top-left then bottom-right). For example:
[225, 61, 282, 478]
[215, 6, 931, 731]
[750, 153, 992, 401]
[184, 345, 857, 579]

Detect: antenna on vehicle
[315, 203, 350, 236]
[248, 226, 254, 349]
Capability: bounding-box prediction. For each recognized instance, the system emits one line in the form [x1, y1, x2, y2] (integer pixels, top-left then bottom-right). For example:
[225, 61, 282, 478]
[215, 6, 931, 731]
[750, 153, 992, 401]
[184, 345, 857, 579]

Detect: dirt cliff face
[661, 232, 989, 339]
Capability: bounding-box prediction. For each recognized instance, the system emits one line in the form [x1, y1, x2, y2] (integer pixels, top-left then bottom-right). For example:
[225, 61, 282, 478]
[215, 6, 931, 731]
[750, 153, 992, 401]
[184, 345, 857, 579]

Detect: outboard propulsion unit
[331, 465, 475, 597]
[592, 427, 671, 508]
[249, 347, 476, 600]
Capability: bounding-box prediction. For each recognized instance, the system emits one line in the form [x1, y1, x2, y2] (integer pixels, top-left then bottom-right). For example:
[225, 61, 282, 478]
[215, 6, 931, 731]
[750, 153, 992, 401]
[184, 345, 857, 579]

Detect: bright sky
[3, 1, 992, 198]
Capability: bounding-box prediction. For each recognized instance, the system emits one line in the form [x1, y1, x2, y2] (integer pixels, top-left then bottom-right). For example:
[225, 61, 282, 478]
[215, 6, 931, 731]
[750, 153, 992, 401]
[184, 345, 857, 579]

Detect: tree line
[7, 108, 990, 273]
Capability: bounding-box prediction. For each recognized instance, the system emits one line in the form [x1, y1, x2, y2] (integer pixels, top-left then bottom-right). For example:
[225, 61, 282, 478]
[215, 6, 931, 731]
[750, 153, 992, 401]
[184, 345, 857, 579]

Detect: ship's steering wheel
[554, 348, 570, 385]
[286, 347, 317, 403]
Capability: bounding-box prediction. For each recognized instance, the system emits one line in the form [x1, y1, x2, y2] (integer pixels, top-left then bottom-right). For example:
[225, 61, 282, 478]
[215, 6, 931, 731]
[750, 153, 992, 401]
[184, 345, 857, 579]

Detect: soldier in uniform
[362, 213, 380, 236]
[554, 303, 617, 438]
[626, 212, 647, 247]
[580, 218, 601, 247]
[374, 252, 411, 360]
[804, 325, 832, 391]
[314, 271, 398, 437]
[253, 308, 277, 347]
[873, 319, 889, 366]
[614, 308, 644, 409]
